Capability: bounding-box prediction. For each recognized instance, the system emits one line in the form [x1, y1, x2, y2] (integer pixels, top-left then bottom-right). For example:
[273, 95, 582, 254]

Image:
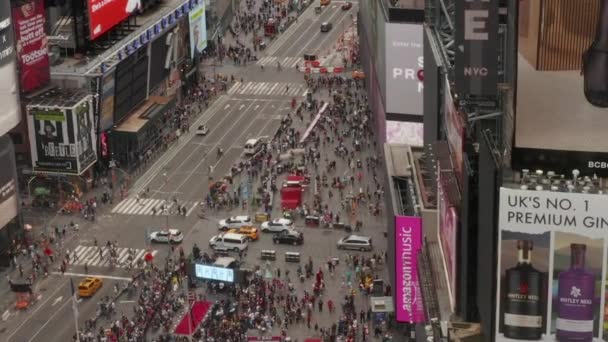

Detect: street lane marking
[51, 296, 63, 306]
[52, 272, 132, 281]
[227, 82, 241, 94]
[111, 198, 199, 216]
[131, 95, 230, 193]
[186, 202, 198, 217]
[71, 246, 153, 268]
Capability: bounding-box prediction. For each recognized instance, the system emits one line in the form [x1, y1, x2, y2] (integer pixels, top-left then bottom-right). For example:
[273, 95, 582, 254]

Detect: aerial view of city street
[1, 0, 586, 342]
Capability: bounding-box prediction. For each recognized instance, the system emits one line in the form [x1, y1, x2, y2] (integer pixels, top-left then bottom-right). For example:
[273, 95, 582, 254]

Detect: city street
[0, 1, 396, 341]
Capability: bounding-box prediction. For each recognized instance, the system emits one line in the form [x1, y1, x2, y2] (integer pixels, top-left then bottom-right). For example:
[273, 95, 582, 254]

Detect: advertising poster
[88, 0, 141, 40]
[444, 77, 465, 187]
[99, 71, 116, 131]
[0, 0, 21, 136]
[386, 121, 423, 147]
[385, 23, 424, 116]
[28, 108, 78, 173]
[188, 2, 207, 59]
[513, 1, 608, 175]
[13, 0, 50, 93]
[496, 188, 608, 341]
[395, 215, 425, 323]
[454, 0, 498, 96]
[75, 101, 97, 172]
[0, 137, 18, 229]
[438, 169, 458, 311]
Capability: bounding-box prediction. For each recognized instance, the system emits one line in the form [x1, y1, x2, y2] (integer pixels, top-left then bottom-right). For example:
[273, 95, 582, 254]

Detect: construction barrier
[285, 252, 301, 263]
[261, 250, 277, 261]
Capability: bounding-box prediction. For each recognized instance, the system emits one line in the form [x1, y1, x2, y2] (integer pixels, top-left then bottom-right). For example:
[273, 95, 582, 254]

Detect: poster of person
[29, 109, 78, 173]
[13, 0, 50, 92]
[75, 101, 97, 172]
[188, 2, 207, 59]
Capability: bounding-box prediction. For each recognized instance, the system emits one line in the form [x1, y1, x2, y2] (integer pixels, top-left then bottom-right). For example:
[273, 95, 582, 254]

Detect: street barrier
[285, 251, 300, 263]
[261, 250, 277, 261]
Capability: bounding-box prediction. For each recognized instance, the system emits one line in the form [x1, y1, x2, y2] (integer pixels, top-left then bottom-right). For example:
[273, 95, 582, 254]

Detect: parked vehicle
[273, 230, 304, 245]
[149, 228, 184, 243]
[209, 233, 249, 252]
[261, 218, 295, 233]
[218, 216, 252, 230]
[337, 235, 373, 251]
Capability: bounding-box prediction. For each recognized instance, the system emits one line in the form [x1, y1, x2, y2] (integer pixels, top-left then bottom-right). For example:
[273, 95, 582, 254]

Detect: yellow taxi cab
[78, 277, 103, 298]
[228, 226, 260, 241]
[320, 0, 331, 5]
[352, 70, 365, 80]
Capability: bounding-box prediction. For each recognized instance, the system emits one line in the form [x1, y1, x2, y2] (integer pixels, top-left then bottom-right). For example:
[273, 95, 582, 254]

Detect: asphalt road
[1, 2, 382, 341]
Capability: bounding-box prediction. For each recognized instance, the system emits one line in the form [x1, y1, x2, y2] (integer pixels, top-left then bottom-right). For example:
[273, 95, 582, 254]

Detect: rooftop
[51, 0, 189, 77]
[26, 88, 90, 109]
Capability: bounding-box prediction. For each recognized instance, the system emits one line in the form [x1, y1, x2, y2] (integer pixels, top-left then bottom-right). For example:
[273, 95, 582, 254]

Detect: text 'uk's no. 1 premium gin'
[503, 240, 544, 340]
[556, 243, 595, 342]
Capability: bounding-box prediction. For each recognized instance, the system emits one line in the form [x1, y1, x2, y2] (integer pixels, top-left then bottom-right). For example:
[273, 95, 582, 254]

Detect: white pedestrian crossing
[70, 245, 156, 269]
[256, 56, 301, 68]
[228, 82, 308, 97]
[111, 197, 199, 216]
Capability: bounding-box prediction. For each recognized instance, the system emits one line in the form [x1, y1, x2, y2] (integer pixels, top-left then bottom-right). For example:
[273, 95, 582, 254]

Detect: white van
[209, 233, 249, 252]
[244, 138, 262, 155]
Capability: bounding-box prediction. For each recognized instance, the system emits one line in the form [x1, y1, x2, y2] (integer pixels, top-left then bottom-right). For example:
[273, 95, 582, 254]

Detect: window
[8, 132, 23, 145]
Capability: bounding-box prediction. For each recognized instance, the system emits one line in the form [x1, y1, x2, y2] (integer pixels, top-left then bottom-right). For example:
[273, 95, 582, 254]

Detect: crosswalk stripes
[111, 197, 199, 216]
[70, 245, 157, 268]
[227, 82, 307, 97]
[256, 56, 301, 68]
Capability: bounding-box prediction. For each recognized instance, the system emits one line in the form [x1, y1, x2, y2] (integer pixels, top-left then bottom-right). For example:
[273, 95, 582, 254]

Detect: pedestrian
[327, 299, 334, 313]
[318, 299, 323, 312]
[18, 263, 23, 278]
[276, 268, 281, 279]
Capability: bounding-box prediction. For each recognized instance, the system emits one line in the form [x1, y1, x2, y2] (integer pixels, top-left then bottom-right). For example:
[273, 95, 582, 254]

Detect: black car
[320, 22, 333, 32]
[273, 230, 304, 245]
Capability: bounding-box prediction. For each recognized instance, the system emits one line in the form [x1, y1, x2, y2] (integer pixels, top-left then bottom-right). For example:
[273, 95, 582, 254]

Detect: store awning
[114, 96, 175, 133]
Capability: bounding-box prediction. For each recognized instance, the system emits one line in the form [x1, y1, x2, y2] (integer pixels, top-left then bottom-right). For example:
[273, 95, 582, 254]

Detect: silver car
[337, 235, 372, 251]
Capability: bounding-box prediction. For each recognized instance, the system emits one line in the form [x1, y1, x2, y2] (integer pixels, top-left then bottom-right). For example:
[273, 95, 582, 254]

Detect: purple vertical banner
[395, 215, 425, 323]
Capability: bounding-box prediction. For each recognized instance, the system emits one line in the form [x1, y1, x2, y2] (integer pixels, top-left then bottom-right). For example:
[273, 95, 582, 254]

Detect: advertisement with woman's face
[0, 1, 21, 136]
[513, 0, 608, 175]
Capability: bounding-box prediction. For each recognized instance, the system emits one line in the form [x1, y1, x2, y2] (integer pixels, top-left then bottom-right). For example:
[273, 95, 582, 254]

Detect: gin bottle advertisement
[497, 188, 608, 341]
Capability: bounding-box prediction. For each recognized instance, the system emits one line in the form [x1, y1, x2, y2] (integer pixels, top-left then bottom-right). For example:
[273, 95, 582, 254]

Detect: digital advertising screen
[438, 169, 458, 312]
[496, 187, 608, 342]
[394, 215, 425, 323]
[88, 0, 141, 40]
[188, 2, 207, 58]
[385, 23, 423, 116]
[444, 76, 465, 187]
[13, 0, 50, 93]
[27, 108, 79, 173]
[513, 0, 608, 175]
[194, 264, 234, 282]
[385, 121, 423, 147]
[0, 0, 21, 135]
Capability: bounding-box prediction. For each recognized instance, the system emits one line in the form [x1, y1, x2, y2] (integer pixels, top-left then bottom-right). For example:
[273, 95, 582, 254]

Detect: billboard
[99, 71, 116, 131]
[444, 77, 465, 187]
[512, 1, 608, 175]
[188, 2, 207, 58]
[394, 215, 425, 323]
[28, 99, 97, 174]
[0, 137, 18, 230]
[75, 101, 97, 172]
[385, 23, 423, 116]
[88, 0, 141, 40]
[194, 264, 234, 282]
[13, 0, 50, 93]
[438, 169, 458, 311]
[0, 0, 21, 136]
[496, 188, 608, 341]
[386, 121, 423, 147]
[454, 0, 499, 96]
